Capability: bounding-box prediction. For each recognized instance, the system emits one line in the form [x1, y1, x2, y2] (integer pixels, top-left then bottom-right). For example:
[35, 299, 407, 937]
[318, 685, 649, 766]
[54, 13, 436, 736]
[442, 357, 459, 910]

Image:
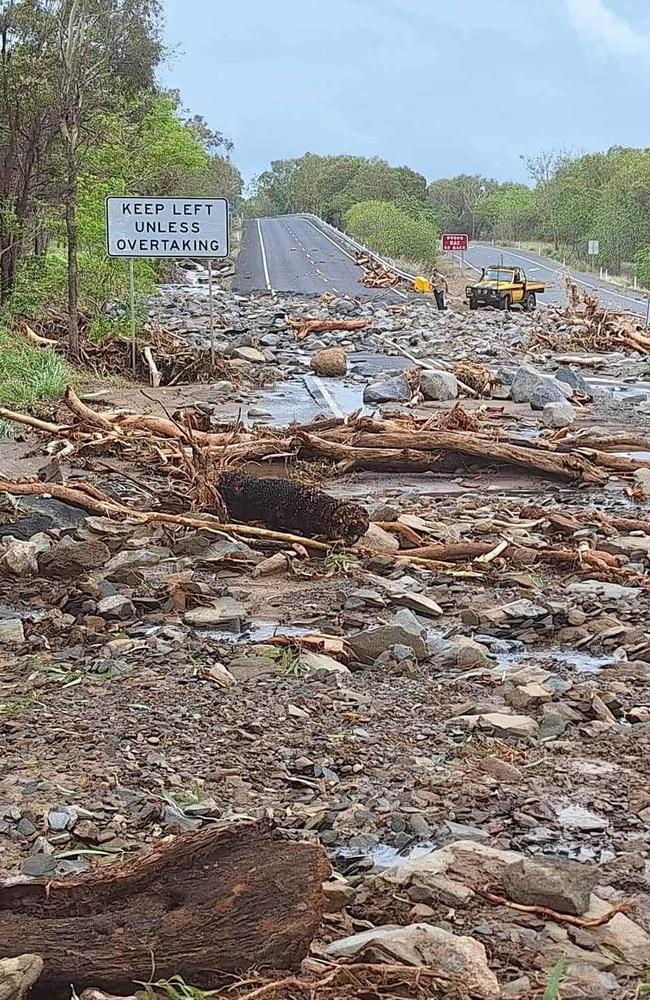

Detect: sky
[161, 0, 650, 188]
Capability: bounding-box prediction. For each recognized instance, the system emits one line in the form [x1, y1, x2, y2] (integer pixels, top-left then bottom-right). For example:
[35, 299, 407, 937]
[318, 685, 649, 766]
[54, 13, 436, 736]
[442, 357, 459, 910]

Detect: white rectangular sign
[588, 240, 599, 256]
[106, 196, 229, 258]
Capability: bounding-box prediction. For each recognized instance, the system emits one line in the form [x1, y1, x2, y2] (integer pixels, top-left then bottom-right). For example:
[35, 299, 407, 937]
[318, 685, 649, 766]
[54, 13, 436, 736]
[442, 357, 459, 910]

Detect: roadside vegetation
[0, 0, 241, 404]
[243, 146, 650, 283]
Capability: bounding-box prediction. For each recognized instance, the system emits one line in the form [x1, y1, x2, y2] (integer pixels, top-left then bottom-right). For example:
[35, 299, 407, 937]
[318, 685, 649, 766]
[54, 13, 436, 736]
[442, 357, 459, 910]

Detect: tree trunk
[0, 820, 328, 1000]
[66, 148, 80, 358]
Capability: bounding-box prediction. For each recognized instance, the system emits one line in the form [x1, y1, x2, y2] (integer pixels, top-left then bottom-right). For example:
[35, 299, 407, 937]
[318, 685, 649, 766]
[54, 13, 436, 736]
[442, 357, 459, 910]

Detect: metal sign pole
[646, 294, 650, 330]
[129, 258, 136, 375]
[208, 258, 215, 367]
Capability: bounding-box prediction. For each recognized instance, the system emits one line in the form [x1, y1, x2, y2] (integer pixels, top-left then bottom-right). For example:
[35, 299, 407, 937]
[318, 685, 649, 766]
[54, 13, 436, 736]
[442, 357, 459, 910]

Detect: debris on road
[355, 251, 406, 289]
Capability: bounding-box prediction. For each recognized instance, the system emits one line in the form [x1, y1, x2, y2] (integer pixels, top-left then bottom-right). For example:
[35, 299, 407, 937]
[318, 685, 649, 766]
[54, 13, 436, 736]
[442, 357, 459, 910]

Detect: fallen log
[64, 387, 116, 432]
[0, 408, 69, 436]
[287, 317, 368, 342]
[403, 541, 621, 570]
[0, 821, 328, 999]
[299, 432, 439, 471]
[347, 431, 608, 483]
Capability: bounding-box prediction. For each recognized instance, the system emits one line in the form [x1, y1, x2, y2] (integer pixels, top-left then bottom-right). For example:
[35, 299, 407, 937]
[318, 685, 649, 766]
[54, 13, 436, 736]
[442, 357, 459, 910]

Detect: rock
[556, 804, 608, 832]
[0, 954, 44, 999]
[0, 618, 25, 646]
[502, 857, 597, 916]
[554, 366, 590, 394]
[48, 807, 77, 832]
[567, 580, 640, 600]
[299, 651, 350, 675]
[0, 532, 51, 576]
[504, 681, 552, 711]
[21, 854, 57, 877]
[511, 363, 572, 405]
[288, 704, 309, 720]
[361, 523, 400, 552]
[499, 598, 548, 619]
[444, 821, 489, 843]
[96, 595, 136, 621]
[232, 346, 267, 363]
[322, 879, 357, 912]
[454, 712, 539, 738]
[324, 924, 500, 999]
[501, 977, 531, 998]
[587, 894, 650, 966]
[103, 548, 163, 579]
[385, 840, 522, 887]
[347, 610, 427, 662]
[41, 537, 111, 579]
[392, 591, 443, 618]
[420, 370, 458, 401]
[206, 663, 237, 687]
[363, 374, 411, 404]
[477, 757, 523, 783]
[408, 872, 475, 907]
[184, 598, 247, 629]
[310, 347, 347, 376]
[543, 400, 575, 428]
[529, 381, 572, 409]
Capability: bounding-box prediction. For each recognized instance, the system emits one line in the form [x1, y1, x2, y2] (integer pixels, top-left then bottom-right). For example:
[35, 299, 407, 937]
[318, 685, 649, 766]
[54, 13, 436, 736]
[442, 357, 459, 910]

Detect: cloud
[566, 0, 650, 56]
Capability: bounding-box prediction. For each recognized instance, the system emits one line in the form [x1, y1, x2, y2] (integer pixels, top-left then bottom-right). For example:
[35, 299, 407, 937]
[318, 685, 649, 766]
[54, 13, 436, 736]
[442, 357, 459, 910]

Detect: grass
[142, 976, 219, 999]
[0, 329, 71, 406]
[325, 552, 359, 576]
[278, 644, 308, 677]
[542, 959, 568, 1000]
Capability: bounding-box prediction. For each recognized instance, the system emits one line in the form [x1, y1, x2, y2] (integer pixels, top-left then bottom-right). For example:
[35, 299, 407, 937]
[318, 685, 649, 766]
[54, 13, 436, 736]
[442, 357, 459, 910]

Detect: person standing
[431, 268, 449, 310]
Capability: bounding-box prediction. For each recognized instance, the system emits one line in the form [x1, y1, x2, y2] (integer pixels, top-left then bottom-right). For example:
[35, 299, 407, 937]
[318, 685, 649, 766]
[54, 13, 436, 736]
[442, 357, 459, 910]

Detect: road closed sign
[106, 197, 229, 258]
[442, 233, 469, 252]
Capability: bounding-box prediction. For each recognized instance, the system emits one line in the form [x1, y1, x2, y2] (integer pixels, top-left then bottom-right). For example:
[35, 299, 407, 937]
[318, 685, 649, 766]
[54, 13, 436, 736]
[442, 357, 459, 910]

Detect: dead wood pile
[533, 277, 650, 354]
[0, 820, 327, 999]
[286, 315, 369, 342]
[355, 252, 405, 289]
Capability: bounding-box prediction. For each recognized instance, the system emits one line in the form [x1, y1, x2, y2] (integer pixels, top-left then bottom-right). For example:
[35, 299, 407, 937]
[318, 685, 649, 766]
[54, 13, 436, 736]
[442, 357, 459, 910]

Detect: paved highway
[234, 215, 406, 299]
[460, 242, 650, 318]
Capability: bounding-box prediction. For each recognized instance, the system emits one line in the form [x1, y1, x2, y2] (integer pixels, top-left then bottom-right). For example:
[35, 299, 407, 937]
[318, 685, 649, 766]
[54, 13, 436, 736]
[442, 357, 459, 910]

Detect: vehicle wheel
[524, 292, 537, 312]
[501, 294, 511, 311]
[469, 301, 478, 310]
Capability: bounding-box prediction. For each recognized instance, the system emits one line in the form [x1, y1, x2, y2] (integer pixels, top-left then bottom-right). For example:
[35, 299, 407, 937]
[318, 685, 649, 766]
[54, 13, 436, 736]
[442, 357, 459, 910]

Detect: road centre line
[302, 218, 408, 300]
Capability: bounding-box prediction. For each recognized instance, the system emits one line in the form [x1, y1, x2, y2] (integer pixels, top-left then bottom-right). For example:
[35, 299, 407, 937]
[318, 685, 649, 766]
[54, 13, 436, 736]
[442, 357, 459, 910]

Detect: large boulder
[311, 347, 347, 377]
[511, 363, 573, 406]
[420, 370, 458, 401]
[543, 400, 576, 428]
[40, 537, 111, 579]
[363, 375, 411, 404]
[502, 857, 597, 915]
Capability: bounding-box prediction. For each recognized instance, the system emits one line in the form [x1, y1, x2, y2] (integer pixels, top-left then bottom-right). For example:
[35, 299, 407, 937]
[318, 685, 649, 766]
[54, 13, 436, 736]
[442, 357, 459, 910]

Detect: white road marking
[302, 218, 408, 299]
[257, 219, 273, 292]
[311, 376, 344, 417]
[472, 245, 646, 309]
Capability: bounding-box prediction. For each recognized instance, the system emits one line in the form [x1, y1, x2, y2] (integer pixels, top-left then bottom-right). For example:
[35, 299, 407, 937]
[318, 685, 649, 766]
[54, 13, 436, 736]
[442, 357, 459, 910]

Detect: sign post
[588, 239, 599, 274]
[106, 196, 230, 373]
[442, 234, 469, 272]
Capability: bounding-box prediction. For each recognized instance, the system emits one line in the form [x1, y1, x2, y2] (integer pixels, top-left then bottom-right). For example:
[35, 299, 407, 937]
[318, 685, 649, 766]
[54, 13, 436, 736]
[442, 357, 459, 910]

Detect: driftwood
[142, 346, 161, 388]
[346, 430, 607, 483]
[403, 541, 621, 570]
[0, 821, 328, 999]
[287, 317, 368, 342]
[482, 891, 633, 928]
[299, 432, 438, 471]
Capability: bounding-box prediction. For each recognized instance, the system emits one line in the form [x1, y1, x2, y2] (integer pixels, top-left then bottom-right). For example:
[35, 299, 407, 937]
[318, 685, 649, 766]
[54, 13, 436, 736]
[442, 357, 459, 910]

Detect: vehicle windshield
[483, 269, 516, 282]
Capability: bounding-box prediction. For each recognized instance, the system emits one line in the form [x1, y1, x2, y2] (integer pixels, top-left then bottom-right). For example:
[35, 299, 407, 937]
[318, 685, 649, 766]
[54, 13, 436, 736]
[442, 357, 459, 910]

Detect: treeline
[246, 147, 650, 282]
[243, 154, 439, 265]
[0, 0, 241, 355]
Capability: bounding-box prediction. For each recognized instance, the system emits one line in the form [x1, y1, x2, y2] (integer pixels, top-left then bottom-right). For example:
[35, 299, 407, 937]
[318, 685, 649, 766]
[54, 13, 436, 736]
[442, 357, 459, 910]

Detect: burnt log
[217, 472, 369, 544]
[0, 821, 328, 999]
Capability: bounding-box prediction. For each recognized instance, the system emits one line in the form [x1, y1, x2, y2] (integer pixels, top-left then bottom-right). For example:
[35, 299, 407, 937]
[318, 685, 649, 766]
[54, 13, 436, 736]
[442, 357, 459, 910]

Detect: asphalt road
[460, 242, 650, 317]
[234, 215, 406, 299]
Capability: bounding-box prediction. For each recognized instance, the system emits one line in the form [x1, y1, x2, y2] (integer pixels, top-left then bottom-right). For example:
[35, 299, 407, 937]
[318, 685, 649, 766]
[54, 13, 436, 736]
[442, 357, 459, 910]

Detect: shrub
[345, 200, 438, 266]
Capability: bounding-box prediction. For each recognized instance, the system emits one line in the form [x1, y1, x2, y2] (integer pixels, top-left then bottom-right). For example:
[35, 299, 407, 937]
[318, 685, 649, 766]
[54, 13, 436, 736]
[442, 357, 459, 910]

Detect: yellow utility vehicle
[466, 265, 545, 312]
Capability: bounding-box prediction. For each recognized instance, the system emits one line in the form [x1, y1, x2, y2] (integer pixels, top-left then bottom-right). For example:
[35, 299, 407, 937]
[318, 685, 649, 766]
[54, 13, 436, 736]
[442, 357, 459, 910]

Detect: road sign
[588, 240, 599, 256]
[105, 197, 229, 258]
[442, 233, 469, 252]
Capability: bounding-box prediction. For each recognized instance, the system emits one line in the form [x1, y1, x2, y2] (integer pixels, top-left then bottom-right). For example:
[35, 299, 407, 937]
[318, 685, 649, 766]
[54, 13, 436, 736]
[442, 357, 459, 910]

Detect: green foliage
[246, 153, 428, 226]
[636, 246, 650, 287]
[345, 200, 438, 266]
[476, 183, 538, 241]
[143, 976, 218, 999]
[0, 329, 70, 405]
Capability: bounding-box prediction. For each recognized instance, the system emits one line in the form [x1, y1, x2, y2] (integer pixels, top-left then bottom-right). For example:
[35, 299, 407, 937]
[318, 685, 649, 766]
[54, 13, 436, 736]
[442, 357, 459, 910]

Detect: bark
[286, 317, 368, 341]
[0, 821, 328, 999]
[298, 432, 439, 471]
[65, 154, 80, 358]
[346, 430, 608, 483]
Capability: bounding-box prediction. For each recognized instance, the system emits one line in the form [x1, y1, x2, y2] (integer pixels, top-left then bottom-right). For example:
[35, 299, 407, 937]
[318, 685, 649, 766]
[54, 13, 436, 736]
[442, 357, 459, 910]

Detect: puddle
[493, 646, 614, 675]
[588, 375, 650, 400]
[202, 622, 316, 644]
[615, 450, 650, 461]
[337, 840, 437, 871]
[0, 604, 47, 622]
[248, 376, 364, 426]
